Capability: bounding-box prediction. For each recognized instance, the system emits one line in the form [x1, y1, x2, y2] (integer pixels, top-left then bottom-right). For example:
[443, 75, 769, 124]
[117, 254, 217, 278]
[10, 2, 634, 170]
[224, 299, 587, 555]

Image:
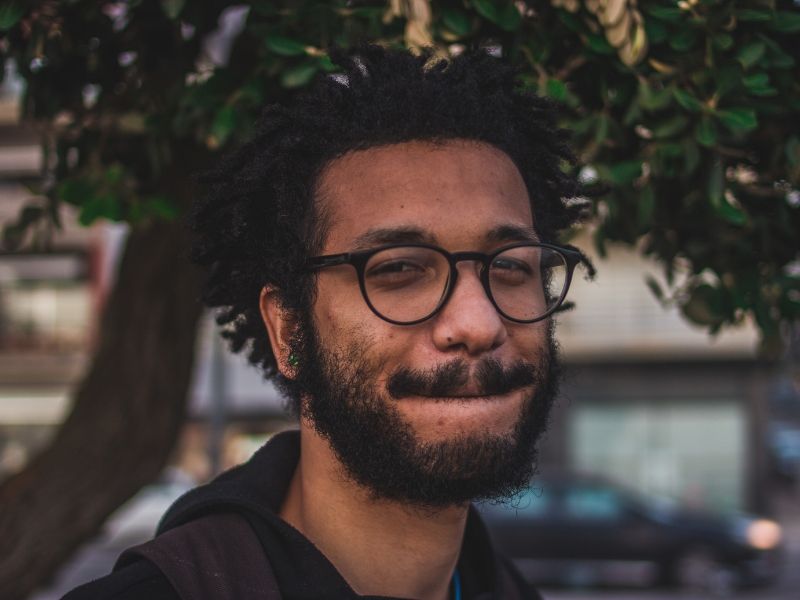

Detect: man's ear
[259, 286, 298, 379]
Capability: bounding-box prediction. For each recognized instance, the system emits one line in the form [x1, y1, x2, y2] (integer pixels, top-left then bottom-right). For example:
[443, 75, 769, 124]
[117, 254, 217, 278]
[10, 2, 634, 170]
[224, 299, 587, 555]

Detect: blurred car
[477, 473, 783, 593]
[768, 421, 800, 484]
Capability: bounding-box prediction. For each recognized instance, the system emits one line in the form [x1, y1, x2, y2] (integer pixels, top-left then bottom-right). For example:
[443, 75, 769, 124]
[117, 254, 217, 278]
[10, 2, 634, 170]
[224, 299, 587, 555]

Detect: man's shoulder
[61, 559, 177, 600]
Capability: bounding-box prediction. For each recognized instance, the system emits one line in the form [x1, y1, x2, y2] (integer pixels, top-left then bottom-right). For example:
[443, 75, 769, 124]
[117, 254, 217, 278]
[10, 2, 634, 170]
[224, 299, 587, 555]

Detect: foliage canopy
[1, 0, 799, 351]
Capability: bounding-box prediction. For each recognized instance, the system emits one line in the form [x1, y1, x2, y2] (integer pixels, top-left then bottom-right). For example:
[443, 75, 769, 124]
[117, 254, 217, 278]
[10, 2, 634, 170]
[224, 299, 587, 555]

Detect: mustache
[386, 357, 538, 400]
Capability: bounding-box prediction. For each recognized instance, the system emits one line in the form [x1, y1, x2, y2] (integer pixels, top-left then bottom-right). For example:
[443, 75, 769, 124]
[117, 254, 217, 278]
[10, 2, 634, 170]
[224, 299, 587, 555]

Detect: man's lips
[399, 388, 526, 401]
[386, 359, 539, 401]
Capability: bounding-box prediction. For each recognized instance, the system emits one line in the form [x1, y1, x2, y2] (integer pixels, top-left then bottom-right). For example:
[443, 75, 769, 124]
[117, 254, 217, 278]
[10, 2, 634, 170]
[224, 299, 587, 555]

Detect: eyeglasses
[306, 242, 583, 325]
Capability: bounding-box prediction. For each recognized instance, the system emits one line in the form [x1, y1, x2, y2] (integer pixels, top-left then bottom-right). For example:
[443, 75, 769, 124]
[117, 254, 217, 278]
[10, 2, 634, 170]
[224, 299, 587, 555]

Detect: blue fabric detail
[452, 568, 462, 600]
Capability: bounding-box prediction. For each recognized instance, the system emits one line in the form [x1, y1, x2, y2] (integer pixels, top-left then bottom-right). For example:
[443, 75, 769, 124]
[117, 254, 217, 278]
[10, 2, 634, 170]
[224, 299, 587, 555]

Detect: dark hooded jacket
[62, 430, 541, 600]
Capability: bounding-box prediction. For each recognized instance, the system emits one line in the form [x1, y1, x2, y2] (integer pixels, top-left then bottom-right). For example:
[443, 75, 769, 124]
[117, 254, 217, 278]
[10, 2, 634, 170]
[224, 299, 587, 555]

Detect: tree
[0, 1, 798, 597]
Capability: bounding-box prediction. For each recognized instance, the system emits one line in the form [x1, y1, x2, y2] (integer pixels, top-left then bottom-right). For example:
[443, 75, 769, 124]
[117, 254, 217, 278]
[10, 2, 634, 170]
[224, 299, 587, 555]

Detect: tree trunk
[0, 203, 204, 599]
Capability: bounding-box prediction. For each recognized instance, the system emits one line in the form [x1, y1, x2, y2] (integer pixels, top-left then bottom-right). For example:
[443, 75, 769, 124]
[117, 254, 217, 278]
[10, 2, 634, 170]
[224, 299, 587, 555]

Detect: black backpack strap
[495, 555, 543, 600]
[116, 512, 282, 600]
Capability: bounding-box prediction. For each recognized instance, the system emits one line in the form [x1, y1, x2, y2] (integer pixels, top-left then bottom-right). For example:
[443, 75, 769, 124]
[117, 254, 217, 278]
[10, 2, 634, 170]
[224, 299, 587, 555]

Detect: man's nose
[430, 264, 507, 356]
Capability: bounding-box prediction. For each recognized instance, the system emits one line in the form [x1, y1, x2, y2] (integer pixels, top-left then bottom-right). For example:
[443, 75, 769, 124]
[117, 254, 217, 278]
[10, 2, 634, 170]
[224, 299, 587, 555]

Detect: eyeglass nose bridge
[436, 250, 501, 319]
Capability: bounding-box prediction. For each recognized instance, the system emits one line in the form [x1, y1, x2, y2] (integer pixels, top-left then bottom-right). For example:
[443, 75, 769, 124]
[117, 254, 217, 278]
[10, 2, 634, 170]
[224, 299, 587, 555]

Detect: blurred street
[540, 486, 800, 600]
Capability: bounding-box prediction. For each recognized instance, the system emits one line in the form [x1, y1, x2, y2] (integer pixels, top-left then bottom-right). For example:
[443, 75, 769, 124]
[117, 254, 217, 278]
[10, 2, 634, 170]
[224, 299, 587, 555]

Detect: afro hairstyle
[190, 44, 590, 394]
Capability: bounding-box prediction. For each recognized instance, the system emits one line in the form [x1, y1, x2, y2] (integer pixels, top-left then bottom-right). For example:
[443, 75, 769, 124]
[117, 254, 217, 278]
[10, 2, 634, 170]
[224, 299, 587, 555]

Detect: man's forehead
[315, 139, 535, 251]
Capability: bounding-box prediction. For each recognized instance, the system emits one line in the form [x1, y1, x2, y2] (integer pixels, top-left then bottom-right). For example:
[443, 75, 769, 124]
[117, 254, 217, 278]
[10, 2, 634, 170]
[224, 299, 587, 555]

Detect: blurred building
[0, 67, 93, 480]
[543, 237, 769, 515]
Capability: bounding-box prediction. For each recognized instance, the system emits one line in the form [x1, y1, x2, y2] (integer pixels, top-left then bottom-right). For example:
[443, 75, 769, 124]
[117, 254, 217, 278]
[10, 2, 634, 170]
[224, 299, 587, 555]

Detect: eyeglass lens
[362, 246, 568, 323]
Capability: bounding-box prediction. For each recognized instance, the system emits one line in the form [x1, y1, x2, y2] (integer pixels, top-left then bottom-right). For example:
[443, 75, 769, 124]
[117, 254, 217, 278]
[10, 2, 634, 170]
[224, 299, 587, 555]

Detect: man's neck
[279, 424, 467, 600]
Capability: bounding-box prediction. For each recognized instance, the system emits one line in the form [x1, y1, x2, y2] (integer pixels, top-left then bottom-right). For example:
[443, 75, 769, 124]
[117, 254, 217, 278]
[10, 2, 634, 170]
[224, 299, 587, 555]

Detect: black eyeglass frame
[306, 242, 583, 326]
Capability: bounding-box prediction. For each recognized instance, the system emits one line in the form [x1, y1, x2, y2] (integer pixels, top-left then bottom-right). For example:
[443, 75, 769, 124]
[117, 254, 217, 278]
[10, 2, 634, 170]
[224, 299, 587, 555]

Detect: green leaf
[638, 82, 672, 111]
[570, 115, 596, 135]
[717, 108, 758, 132]
[770, 11, 800, 33]
[682, 139, 700, 174]
[716, 193, 747, 225]
[645, 275, 664, 302]
[652, 114, 689, 138]
[264, 35, 308, 57]
[644, 19, 668, 44]
[495, 3, 522, 31]
[736, 9, 773, 22]
[707, 160, 724, 205]
[586, 34, 615, 54]
[712, 33, 733, 50]
[18, 205, 44, 228]
[669, 28, 697, 52]
[211, 106, 238, 145]
[144, 196, 178, 220]
[682, 284, 725, 326]
[317, 55, 337, 73]
[160, 0, 185, 20]
[442, 8, 472, 37]
[58, 179, 94, 205]
[251, 2, 278, 17]
[545, 78, 567, 102]
[736, 41, 766, 69]
[707, 161, 746, 225]
[78, 194, 122, 226]
[766, 49, 795, 69]
[104, 164, 125, 185]
[558, 10, 581, 32]
[644, 5, 683, 21]
[593, 227, 608, 258]
[755, 33, 795, 68]
[0, 1, 24, 31]
[672, 88, 703, 112]
[594, 114, 611, 144]
[786, 136, 800, 167]
[743, 72, 769, 90]
[472, 0, 520, 31]
[638, 186, 655, 230]
[713, 65, 742, 99]
[280, 62, 318, 88]
[695, 115, 717, 147]
[2, 223, 26, 251]
[472, 0, 498, 22]
[607, 160, 642, 184]
[744, 71, 776, 96]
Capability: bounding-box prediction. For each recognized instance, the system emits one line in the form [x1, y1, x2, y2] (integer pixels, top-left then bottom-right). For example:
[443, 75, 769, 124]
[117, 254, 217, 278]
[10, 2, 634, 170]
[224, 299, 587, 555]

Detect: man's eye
[366, 261, 427, 284]
[491, 258, 533, 274]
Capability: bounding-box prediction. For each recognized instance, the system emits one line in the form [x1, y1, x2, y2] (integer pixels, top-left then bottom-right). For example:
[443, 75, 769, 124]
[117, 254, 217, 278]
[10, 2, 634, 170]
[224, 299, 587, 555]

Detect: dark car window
[563, 487, 624, 520]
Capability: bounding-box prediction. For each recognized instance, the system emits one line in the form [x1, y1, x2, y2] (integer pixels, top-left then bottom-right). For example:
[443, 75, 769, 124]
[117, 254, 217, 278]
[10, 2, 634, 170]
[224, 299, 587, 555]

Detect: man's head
[191, 46, 590, 507]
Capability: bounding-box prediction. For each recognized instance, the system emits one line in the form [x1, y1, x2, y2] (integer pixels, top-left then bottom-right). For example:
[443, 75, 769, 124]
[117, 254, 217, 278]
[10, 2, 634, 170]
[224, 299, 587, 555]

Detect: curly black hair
[190, 44, 590, 394]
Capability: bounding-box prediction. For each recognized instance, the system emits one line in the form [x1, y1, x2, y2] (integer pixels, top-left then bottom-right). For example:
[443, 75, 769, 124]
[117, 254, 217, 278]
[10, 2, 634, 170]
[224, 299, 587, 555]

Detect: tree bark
[0, 203, 204, 599]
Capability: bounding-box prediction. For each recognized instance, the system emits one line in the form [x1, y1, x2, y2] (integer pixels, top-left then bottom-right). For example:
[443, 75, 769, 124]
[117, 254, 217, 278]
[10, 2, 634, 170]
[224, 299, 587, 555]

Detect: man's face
[293, 140, 559, 506]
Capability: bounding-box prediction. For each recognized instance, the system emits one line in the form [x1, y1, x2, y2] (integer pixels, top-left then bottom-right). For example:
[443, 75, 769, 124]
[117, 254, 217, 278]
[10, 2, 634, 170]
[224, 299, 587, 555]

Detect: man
[65, 45, 592, 600]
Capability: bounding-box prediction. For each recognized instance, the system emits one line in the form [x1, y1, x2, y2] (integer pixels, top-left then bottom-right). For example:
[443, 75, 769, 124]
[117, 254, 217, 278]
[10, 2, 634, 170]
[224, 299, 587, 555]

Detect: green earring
[288, 353, 300, 367]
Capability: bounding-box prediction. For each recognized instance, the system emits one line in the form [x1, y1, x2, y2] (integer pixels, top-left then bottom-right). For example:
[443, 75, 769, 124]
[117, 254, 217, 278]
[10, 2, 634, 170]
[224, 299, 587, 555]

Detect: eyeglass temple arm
[306, 253, 351, 271]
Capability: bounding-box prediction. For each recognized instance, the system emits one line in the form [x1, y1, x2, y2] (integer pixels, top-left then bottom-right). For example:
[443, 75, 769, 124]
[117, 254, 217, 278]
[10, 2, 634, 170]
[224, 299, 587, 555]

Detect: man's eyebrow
[485, 224, 540, 244]
[350, 227, 436, 251]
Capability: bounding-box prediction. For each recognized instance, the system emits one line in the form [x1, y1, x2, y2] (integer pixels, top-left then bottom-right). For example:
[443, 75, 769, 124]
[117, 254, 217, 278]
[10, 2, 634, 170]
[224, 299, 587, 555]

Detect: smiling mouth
[405, 390, 520, 402]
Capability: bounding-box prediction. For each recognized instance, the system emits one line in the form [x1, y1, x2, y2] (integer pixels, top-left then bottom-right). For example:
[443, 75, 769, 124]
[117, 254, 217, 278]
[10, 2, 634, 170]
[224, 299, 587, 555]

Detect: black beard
[292, 318, 561, 509]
